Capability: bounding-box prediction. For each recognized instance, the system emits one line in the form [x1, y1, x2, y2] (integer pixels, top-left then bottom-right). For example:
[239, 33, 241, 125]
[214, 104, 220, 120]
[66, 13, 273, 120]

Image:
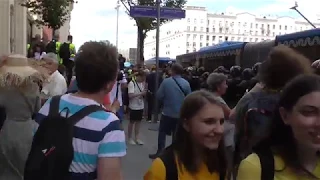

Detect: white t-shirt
[34, 52, 46, 60]
[110, 76, 127, 106]
[128, 80, 145, 110]
[42, 70, 67, 97]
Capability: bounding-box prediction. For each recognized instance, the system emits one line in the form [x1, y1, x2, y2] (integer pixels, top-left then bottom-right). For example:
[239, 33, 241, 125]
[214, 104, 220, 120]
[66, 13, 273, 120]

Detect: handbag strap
[133, 80, 142, 92]
[172, 77, 187, 96]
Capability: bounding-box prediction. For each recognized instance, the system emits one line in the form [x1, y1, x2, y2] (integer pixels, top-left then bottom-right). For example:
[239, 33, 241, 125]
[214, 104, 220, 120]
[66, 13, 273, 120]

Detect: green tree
[21, 0, 75, 36]
[122, 0, 187, 64]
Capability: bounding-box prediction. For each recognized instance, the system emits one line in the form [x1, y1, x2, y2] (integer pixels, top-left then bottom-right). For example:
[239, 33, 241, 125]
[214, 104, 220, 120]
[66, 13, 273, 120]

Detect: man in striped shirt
[35, 41, 126, 180]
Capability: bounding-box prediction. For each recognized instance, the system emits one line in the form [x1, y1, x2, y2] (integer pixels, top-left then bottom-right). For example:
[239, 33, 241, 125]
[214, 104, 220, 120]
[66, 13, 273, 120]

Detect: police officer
[59, 35, 76, 86]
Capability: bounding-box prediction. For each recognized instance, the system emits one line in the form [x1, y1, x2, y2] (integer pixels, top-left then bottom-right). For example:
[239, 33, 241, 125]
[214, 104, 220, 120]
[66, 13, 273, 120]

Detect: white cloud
[226, 0, 319, 21]
[70, 0, 319, 50]
[70, 0, 137, 50]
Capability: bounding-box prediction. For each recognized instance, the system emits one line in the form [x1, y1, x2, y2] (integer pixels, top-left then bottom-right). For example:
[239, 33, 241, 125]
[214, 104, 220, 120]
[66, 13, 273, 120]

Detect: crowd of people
[1, 39, 320, 180]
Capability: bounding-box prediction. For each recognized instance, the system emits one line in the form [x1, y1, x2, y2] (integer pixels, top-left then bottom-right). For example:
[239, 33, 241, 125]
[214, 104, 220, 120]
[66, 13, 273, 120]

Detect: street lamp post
[148, 0, 161, 130]
[290, 2, 316, 28]
[116, 0, 120, 49]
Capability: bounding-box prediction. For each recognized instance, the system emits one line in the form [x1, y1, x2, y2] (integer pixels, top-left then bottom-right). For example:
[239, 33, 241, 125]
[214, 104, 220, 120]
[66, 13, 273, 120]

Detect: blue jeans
[116, 106, 124, 123]
[157, 115, 179, 151]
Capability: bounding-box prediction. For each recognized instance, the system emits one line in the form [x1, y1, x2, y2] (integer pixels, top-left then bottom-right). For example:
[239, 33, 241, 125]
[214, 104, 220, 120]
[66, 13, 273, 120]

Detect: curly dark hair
[258, 45, 312, 90]
[75, 41, 118, 93]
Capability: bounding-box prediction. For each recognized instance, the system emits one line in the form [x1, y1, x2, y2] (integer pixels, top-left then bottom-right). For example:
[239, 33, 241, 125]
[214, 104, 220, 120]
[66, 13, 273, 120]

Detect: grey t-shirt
[214, 96, 235, 148]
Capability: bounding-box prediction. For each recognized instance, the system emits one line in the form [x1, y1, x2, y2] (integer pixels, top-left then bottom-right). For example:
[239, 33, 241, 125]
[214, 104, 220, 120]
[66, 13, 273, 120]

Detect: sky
[70, 0, 320, 50]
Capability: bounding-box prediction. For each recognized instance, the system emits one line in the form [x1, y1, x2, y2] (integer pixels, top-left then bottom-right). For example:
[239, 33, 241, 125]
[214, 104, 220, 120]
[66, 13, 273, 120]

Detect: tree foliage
[21, 0, 75, 30]
[122, 0, 187, 63]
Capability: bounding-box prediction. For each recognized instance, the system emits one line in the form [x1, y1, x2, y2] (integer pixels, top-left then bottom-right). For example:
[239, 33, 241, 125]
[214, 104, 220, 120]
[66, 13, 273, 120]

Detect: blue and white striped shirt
[35, 94, 126, 180]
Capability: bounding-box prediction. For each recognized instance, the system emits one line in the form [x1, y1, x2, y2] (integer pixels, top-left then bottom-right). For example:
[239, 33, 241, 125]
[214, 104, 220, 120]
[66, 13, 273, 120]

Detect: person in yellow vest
[45, 33, 61, 60]
[59, 35, 76, 85]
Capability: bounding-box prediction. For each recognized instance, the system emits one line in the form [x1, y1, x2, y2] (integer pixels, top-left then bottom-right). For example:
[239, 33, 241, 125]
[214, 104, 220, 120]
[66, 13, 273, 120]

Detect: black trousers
[63, 59, 74, 86]
[147, 93, 154, 121]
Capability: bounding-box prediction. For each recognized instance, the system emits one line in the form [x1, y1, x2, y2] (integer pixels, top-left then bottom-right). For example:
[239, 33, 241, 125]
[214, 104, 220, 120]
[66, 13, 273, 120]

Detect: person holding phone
[127, 70, 147, 145]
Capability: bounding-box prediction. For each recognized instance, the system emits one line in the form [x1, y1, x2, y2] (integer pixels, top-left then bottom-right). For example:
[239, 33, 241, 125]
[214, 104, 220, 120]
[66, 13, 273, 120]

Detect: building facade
[0, 0, 73, 56]
[144, 6, 320, 60]
[0, 0, 28, 55]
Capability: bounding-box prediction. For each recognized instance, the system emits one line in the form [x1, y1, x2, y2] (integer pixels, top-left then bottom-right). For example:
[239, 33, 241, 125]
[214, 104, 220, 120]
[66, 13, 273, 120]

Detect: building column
[14, 0, 27, 56]
[0, 0, 11, 55]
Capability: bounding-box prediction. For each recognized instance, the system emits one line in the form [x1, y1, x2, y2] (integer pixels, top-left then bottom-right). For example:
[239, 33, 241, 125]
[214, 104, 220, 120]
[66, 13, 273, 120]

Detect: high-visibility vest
[69, 43, 76, 58]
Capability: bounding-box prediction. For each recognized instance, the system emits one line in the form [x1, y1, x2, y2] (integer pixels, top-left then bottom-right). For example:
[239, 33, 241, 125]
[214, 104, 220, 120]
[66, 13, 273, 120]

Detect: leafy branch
[21, 0, 75, 30]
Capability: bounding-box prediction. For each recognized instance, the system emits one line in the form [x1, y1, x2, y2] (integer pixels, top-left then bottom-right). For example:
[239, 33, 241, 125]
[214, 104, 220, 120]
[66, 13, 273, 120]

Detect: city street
[121, 120, 172, 180]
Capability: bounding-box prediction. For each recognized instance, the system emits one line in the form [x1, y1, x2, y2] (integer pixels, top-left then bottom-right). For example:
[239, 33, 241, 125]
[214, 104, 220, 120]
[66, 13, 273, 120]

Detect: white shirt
[128, 80, 145, 110]
[34, 52, 46, 60]
[110, 75, 127, 106]
[42, 70, 67, 97]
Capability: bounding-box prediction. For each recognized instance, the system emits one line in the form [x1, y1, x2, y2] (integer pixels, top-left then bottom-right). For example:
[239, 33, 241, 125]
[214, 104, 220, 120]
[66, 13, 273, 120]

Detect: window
[187, 18, 190, 22]
[193, 42, 196, 47]
[206, 35, 209, 40]
[206, 43, 209, 46]
[187, 26, 190, 31]
[285, 25, 287, 30]
[193, 34, 197, 40]
[186, 42, 190, 46]
[200, 35, 203, 40]
[194, 19, 197, 23]
[200, 42, 203, 47]
[187, 34, 190, 39]
[212, 36, 216, 41]
[207, 20, 210, 25]
[186, 50, 189, 53]
[255, 38, 258, 42]
[279, 25, 282, 30]
[200, 19, 204, 23]
[255, 24, 258, 28]
[200, 27, 203, 31]
[219, 27, 223, 33]
[273, 24, 275, 29]
[206, 28, 209, 32]
[250, 23, 253, 28]
[194, 27, 196, 31]
[212, 28, 216, 32]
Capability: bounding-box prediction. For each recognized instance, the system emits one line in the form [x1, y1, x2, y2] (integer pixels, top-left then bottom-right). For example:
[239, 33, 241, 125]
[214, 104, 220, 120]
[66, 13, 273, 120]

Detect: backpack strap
[256, 148, 275, 180]
[68, 105, 105, 125]
[48, 95, 62, 116]
[159, 147, 178, 180]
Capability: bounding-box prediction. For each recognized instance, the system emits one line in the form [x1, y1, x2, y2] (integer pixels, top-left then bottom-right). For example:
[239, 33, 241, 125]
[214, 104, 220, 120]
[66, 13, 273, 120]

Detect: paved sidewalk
[121, 120, 172, 180]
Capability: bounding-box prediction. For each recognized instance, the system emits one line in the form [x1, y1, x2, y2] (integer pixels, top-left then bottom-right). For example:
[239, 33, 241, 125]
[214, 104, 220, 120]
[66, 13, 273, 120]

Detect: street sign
[130, 5, 185, 19]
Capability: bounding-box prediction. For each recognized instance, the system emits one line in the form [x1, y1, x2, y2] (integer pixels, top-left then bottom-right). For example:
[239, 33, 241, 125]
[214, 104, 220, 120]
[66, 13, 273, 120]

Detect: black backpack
[159, 146, 225, 180]
[46, 40, 57, 54]
[253, 145, 275, 180]
[0, 105, 6, 130]
[24, 95, 104, 180]
[59, 43, 71, 61]
[234, 91, 280, 166]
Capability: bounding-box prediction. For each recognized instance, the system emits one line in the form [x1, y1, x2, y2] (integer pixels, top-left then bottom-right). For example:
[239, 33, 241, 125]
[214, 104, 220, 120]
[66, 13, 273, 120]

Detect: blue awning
[198, 41, 243, 52]
[276, 28, 320, 47]
[146, 57, 174, 61]
[198, 42, 247, 58]
[145, 57, 175, 65]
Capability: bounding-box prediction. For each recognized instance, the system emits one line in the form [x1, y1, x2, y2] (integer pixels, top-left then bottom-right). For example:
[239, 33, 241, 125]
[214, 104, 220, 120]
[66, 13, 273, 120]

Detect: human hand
[111, 100, 120, 113]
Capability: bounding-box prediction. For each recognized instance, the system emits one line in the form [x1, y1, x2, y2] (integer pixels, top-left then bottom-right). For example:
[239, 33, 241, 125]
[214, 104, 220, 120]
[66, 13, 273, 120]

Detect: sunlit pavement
[121, 119, 172, 180]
